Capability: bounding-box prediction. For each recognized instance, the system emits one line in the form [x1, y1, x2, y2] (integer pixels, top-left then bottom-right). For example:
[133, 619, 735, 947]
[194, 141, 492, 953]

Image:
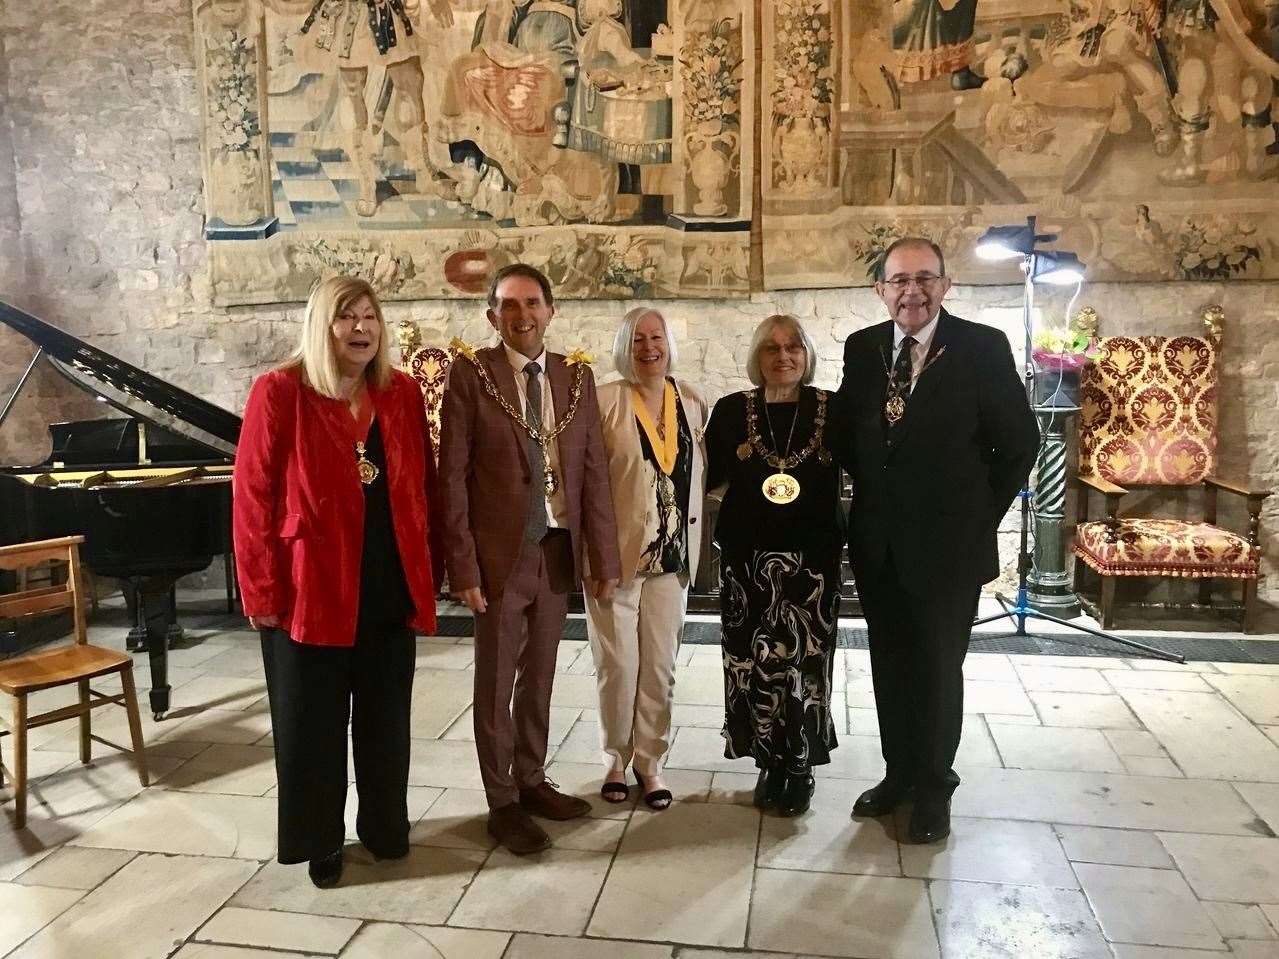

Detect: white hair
[612, 307, 679, 383]
[745, 314, 817, 387]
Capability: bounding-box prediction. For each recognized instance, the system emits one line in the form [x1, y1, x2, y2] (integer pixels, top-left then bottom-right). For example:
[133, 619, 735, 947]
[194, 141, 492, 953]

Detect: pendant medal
[885, 394, 906, 425]
[543, 464, 559, 498]
[736, 442, 752, 461]
[355, 442, 379, 485]
[762, 472, 800, 504]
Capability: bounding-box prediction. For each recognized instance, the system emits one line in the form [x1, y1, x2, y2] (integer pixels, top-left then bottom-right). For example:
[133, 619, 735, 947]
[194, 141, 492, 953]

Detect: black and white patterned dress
[705, 388, 845, 771]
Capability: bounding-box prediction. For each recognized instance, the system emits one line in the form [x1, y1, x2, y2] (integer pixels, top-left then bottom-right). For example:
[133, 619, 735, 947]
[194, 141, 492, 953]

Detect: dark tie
[887, 335, 916, 429]
[522, 361, 549, 544]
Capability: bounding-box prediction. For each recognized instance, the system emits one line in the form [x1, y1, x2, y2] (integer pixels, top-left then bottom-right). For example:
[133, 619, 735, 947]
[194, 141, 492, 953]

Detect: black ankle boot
[753, 766, 787, 808]
[778, 770, 815, 817]
[308, 849, 343, 888]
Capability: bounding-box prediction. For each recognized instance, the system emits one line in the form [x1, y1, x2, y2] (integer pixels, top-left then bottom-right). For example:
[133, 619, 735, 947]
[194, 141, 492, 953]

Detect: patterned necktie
[887, 335, 916, 430]
[522, 360, 549, 544]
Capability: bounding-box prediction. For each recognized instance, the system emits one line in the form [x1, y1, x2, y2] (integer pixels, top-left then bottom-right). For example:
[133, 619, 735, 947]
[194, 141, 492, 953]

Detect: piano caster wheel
[153, 711, 166, 722]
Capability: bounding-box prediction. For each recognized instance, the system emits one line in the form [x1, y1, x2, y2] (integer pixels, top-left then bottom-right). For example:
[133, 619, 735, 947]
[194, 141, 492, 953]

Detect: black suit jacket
[836, 309, 1039, 591]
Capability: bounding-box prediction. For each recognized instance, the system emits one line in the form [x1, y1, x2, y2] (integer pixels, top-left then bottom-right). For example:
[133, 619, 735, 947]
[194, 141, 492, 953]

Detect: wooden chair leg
[120, 666, 149, 788]
[1100, 574, 1117, 629]
[79, 679, 92, 765]
[13, 694, 27, 829]
[1242, 577, 1258, 635]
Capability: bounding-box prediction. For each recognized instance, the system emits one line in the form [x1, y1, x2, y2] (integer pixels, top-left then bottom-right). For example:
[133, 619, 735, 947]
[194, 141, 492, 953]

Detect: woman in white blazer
[587, 307, 708, 810]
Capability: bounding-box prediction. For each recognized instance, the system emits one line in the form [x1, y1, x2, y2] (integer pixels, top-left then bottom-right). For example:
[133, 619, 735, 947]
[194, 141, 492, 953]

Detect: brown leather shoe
[518, 779, 591, 821]
[487, 802, 552, 855]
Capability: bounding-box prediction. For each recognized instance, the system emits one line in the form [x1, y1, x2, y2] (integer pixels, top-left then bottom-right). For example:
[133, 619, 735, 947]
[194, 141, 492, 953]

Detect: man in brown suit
[438, 263, 621, 854]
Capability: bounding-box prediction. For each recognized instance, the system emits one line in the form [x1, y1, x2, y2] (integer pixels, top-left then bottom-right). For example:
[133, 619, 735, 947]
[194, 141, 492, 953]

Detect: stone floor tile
[414, 642, 476, 670]
[1074, 862, 1223, 950]
[196, 648, 268, 679]
[952, 767, 1263, 834]
[1123, 756, 1185, 777]
[195, 906, 360, 953]
[589, 802, 756, 946]
[0, 883, 84, 955]
[444, 706, 578, 747]
[902, 817, 1077, 887]
[748, 870, 938, 958]
[962, 653, 1019, 683]
[1111, 946, 1240, 958]
[1015, 664, 1112, 694]
[955, 716, 1003, 768]
[505, 933, 673, 958]
[671, 663, 724, 706]
[671, 703, 727, 728]
[8, 854, 257, 959]
[160, 743, 277, 796]
[962, 680, 1036, 716]
[988, 723, 1127, 773]
[168, 675, 268, 712]
[232, 846, 485, 923]
[341, 922, 511, 959]
[408, 787, 496, 850]
[679, 953, 801, 959]
[849, 707, 882, 735]
[1031, 691, 1141, 728]
[1011, 654, 1132, 670]
[554, 640, 590, 674]
[758, 779, 897, 876]
[1204, 676, 1279, 726]
[665, 725, 743, 774]
[1118, 689, 1279, 781]
[550, 674, 608, 709]
[1265, 727, 1279, 749]
[930, 880, 1111, 959]
[982, 711, 1042, 726]
[1201, 902, 1277, 941]
[1226, 941, 1279, 958]
[549, 718, 606, 765]
[1235, 782, 1279, 834]
[14, 847, 136, 890]
[1055, 825, 1175, 868]
[348, 786, 441, 843]
[1214, 663, 1279, 676]
[1106, 729, 1170, 758]
[1263, 904, 1279, 935]
[653, 767, 714, 802]
[543, 760, 638, 820]
[450, 848, 612, 936]
[150, 705, 275, 748]
[1157, 833, 1279, 902]
[1104, 670, 1214, 692]
[171, 946, 324, 958]
[541, 813, 627, 852]
[406, 739, 486, 790]
[1125, 658, 1217, 673]
[407, 670, 475, 739]
[73, 790, 277, 859]
[707, 771, 759, 805]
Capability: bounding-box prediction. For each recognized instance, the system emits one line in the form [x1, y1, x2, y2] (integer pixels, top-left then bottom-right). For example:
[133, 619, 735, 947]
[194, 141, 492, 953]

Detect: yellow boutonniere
[565, 348, 594, 367]
[449, 337, 477, 361]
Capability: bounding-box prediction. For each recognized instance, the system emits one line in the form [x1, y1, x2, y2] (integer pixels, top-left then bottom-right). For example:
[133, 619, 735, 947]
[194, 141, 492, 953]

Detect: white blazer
[595, 377, 709, 586]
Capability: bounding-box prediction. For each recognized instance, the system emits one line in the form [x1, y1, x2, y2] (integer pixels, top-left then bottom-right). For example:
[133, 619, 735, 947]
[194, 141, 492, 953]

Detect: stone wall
[2, 1, 1276, 603]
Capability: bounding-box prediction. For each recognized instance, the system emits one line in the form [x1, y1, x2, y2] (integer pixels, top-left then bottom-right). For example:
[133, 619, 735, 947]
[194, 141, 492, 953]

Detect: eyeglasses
[882, 273, 944, 290]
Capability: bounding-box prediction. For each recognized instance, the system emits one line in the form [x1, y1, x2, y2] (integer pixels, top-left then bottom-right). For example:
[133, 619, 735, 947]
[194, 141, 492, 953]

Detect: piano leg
[165, 585, 185, 647]
[135, 578, 176, 720]
[124, 584, 147, 652]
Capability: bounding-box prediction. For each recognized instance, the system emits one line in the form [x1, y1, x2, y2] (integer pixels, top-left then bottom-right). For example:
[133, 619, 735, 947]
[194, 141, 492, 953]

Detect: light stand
[971, 218, 1183, 663]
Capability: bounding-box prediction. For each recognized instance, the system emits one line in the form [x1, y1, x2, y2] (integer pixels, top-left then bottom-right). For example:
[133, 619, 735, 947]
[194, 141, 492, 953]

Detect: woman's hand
[248, 614, 281, 630]
[454, 587, 487, 614]
[586, 578, 618, 601]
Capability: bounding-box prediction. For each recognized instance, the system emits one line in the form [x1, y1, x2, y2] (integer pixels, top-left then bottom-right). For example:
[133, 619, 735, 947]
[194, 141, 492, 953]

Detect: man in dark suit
[837, 237, 1038, 843]
[438, 263, 621, 854]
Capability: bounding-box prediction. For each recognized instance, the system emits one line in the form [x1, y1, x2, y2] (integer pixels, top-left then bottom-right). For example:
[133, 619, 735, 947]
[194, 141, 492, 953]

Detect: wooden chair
[1073, 307, 1271, 632]
[0, 536, 148, 829]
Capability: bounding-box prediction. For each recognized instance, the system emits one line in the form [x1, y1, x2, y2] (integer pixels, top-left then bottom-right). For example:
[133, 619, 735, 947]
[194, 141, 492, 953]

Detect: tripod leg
[1023, 610, 1184, 663]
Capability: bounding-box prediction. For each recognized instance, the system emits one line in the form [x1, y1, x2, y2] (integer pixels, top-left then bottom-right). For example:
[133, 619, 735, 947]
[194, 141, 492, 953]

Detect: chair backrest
[1078, 329, 1219, 486]
[0, 535, 88, 644]
[405, 345, 455, 466]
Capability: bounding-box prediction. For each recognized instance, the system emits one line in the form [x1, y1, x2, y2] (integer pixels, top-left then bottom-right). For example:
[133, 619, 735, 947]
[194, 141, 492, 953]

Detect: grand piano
[0, 300, 241, 719]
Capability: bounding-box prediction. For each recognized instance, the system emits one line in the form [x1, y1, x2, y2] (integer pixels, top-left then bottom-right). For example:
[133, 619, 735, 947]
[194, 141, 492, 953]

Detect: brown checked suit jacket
[438, 345, 622, 595]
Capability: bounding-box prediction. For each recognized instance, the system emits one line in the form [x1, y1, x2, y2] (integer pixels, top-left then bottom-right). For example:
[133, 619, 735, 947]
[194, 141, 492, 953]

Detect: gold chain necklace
[880, 343, 946, 425]
[736, 389, 832, 504]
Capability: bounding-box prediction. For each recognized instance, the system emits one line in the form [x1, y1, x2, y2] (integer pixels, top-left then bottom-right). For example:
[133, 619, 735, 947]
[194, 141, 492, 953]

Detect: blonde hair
[284, 275, 393, 399]
[612, 307, 679, 383]
[745, 314, 817, 387]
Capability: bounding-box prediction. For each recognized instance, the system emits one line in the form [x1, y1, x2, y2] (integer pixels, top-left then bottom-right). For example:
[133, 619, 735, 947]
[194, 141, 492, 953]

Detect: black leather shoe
[852, 779, 914, 818]
[778, 772, 815, 817]
[908, 793, 951, 844]
[308, 849, 343, 888]
[753, 767, 787, 809]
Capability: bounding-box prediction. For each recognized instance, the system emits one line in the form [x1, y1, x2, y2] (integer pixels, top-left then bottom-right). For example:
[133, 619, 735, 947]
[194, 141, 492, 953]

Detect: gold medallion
[736, 441, 752, 461]
[543, 464, 559, 498]
[762, 472, 801, 504]
[355, 442, 379, 485]
[885, 394, 906, 424]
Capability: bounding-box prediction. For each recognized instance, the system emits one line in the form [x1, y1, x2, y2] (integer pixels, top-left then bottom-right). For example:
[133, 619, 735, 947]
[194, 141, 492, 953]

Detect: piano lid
[0, 299, 241, 458]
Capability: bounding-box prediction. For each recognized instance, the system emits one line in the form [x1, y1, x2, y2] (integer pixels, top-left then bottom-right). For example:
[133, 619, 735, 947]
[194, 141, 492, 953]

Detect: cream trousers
[584, 571, 688, 775]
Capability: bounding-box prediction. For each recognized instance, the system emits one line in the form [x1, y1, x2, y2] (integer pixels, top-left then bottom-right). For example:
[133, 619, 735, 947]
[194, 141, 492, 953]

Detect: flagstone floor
[3, 602, 1279, 959]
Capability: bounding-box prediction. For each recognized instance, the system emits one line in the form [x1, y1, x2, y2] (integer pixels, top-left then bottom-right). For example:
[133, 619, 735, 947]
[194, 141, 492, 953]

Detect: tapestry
[761, 0, 1279, 286]
[195, 0, 753, 304]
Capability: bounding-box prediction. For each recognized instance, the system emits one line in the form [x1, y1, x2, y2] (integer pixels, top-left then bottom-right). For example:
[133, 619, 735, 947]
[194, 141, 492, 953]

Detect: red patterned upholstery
[404, 345, 453, 464]
[1076, 518, 1258, 579]
[1078, 335, 1218, 486]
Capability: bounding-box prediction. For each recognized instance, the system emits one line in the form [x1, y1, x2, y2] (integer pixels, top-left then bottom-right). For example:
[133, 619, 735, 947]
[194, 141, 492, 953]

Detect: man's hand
[454, 586, 487, 614]
[249, 614, 281, 630]
[586, 578, 618, 601]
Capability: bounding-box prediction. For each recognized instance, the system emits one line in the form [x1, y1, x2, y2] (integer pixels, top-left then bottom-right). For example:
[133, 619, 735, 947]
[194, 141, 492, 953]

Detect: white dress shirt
[891, 313, 940, 392]
[503, 342, 567, 529]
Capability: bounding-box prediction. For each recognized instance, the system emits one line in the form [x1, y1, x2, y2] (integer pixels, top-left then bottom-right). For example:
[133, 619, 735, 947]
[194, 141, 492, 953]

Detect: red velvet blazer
[233, 367, 442, 646]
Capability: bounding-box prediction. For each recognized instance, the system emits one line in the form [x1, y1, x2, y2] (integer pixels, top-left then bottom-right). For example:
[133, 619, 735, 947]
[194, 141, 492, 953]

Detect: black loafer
[908, 793, 951, 844]
[752, 768, 774, 808]
[308, 849, 343, 888]
[852, 779, 914, 818]
[778, 772, 815, 817]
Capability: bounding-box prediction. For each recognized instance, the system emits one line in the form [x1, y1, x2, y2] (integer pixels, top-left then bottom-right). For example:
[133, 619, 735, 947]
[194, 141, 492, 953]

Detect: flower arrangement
[680, 17, 744, 133]
[206, 31, 261, 153]
[772, 0, 834, 117]
[1171, 216, 1261, 281]
[1032, 320, 1098, 372]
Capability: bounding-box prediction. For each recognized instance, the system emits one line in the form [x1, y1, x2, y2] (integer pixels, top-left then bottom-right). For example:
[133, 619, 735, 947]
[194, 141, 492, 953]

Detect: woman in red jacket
[234, 274, 441, 888]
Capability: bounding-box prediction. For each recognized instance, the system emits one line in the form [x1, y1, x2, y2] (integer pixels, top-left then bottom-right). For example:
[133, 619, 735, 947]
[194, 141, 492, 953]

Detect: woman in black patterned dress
[705, 314, 845, 816]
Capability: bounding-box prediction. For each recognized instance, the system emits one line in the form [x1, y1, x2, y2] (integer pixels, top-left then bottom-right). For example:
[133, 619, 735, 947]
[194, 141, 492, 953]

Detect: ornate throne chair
[1073, 306, 1270, 632]
[397, 321, 454, 465]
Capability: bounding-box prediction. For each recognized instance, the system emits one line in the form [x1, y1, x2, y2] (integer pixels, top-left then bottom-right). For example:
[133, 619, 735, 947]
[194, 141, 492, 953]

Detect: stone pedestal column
[1028, 404, 1081, 617]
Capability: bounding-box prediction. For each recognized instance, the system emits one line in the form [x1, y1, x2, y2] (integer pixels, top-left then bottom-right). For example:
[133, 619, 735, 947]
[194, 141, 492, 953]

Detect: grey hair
[745, 314, 817, 387]
[612, 307, 679, 383]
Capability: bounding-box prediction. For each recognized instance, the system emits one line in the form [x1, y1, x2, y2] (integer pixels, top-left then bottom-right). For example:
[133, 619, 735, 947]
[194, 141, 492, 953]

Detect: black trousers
[260, 624, 416, 864]
[856, 555, 980, 797]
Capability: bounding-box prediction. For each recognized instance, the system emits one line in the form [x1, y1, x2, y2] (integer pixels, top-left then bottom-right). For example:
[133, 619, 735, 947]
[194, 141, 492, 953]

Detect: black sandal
[600, 779, 630, 804]
[633, 771, 672, 811]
